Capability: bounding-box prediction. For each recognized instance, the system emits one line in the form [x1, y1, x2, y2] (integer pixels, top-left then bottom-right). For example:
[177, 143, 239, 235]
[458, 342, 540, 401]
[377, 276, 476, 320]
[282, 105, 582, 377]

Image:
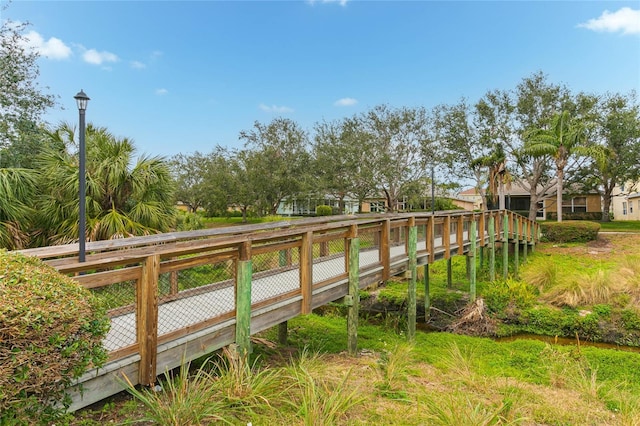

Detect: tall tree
[0, 18, 55, 149]
[313, 116, 376, 213]
[360, 105, 428, 212]
[525, 111, 590, 222]
[35, 123, 176, 245]
[572, 92, 640, 220]
[170, 151, 211, 213]
[434, 100, 493, 211]
[476, 72, 574, 220]
[239, 118, 311, 215]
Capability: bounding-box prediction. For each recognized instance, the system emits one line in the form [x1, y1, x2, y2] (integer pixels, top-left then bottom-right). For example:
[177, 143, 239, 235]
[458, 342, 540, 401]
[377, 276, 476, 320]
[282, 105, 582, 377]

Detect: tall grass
[285, 350, 364, 426]
[422, 393, 520, 426]
[376, 343, 414, 400]
[122, 361, 229, 426]
[521, 258, 557, 291]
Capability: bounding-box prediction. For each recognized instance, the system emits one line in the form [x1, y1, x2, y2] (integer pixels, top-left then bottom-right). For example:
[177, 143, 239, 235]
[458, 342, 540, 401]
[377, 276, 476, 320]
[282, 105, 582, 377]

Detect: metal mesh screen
[312, 236, 346, 284]
[252, 249, 301, 303]
[157, 258, 235, 337]
[91, 279, 137, 353]
[358, 226, 380, 268]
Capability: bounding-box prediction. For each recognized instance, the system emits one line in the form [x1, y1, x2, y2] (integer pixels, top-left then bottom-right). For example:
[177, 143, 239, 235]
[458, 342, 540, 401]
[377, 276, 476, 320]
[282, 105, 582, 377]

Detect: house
[458, 182, 602, 220]
[611, 181, 640, 221]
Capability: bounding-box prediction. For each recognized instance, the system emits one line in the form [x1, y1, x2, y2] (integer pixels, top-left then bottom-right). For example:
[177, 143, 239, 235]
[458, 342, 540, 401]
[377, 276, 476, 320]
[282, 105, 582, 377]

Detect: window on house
[562, 196, 587, 213]
[623, 202, 628, 215]
[630, 201, 634, 214]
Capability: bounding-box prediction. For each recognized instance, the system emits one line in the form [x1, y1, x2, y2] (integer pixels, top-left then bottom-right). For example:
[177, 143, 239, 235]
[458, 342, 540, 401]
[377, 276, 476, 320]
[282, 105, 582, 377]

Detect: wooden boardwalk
[18, 210, 537, 411]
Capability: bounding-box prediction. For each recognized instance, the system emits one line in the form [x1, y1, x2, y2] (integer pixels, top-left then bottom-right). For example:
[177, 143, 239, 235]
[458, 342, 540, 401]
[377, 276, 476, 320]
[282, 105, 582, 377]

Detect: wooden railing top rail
[18, 210, 532, 264]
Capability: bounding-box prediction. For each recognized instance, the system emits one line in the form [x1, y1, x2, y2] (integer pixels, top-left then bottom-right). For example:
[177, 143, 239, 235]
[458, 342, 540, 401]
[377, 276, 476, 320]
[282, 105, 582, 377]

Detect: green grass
[598, 221, 640, 232]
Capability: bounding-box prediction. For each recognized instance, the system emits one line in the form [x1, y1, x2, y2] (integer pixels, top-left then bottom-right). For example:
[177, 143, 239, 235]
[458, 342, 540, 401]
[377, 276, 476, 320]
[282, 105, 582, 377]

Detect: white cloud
[155, 88, 168, 95]
[578, 7, 640, 35]
[131, 60, 146, 69]
[22, 30, 72, 59]
[334, 97, 358, 106]
[259, 103, 294, 113]
[83, 49, 119, 65]
[308, 0, 348, 6]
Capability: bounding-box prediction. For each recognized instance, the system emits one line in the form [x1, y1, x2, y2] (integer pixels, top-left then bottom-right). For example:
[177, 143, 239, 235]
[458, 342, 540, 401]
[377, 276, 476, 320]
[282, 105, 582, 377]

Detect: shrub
[315, 205, 333, 216]
[175, 211, 204, 231]
[546, 212, 602, 221]
[0, 250, 109, 423]
[540, 220, 600, 243]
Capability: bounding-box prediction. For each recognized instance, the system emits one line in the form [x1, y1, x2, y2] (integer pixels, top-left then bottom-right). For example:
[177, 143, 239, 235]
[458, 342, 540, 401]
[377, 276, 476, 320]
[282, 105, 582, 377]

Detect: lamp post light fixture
[74, 90, 90, 262]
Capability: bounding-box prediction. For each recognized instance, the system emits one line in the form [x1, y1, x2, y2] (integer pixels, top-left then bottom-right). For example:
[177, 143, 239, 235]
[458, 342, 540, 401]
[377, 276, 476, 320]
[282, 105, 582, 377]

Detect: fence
[18, 209, 538, 410]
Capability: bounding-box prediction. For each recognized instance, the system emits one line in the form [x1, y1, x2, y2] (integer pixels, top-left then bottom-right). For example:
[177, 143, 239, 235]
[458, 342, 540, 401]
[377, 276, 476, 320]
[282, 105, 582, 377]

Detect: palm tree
[0, 167, 36, 249]
[525, 111, 588, 222]
[34, 123, 176, 245]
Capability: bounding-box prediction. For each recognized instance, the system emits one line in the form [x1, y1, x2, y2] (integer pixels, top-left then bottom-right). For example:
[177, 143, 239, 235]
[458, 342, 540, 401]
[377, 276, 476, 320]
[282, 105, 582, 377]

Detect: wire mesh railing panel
[312, 237, 347, 284]
[389, 225, 407, 258]
[157, 258, 235, 337]
[90, 280, 137, 353]
[251, 249, 301, 303]
[358, 227, 380, 268]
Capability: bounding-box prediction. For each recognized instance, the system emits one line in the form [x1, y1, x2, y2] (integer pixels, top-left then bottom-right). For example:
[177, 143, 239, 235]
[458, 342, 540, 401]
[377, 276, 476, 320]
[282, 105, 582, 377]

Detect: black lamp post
[431, 165, 435, 214]
[74, 90, 90, 262]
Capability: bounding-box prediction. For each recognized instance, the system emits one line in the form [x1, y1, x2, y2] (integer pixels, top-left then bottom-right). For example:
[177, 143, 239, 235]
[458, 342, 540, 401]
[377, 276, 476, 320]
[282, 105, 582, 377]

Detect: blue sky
[2, 1, 639, 158]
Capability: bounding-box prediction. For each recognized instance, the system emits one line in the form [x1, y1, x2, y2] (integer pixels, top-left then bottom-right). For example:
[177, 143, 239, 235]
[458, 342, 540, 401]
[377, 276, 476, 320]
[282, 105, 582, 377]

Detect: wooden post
[466, 255, 471, 280]
[170, 257, 178, 297]
[447, 257, 453, 288]
[444, 215, 451, 259]
[236, 242, 252, 356]
[457, 215, 464, 255]
[381, 219, 390, 282]
[138, 254, 160, 386]
[278, 322, 288, 345]
[407, 219, 417, 341]
[427, 216, 435, 264]
[347, 225, 360, 356]
[479, 246, 485, 270]
[479, 212, 486, 248]
[503, 211, 509, 279]
[469, 219, 477, 301]
[489, 215, 496, 282]
[514, 217, 520, 278]
[424, 264, 430, 322]
[523, 221, 528, 263]
[300, 231, 313, 314]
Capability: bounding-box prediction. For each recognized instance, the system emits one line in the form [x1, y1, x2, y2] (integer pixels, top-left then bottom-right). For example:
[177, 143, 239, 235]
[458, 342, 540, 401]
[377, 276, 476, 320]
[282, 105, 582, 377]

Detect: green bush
[0, 250, 110, 423]
[540, 220, 600, 243]
[315, 205, 333, 216]
[546, 212, 602, 221]
[175, 211, 205, 231]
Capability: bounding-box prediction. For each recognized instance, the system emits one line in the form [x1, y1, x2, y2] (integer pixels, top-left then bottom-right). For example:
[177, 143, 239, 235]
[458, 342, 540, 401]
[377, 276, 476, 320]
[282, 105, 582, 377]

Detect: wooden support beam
[138, 254, 159, 386]
[457, 215, 464, 255]
[236, 242, 252, 356]
[503, 211, 509, 279]
[469, 219, 477, 301]
[523, 221, 528, 263]
[489, 215, 496, 282]
[478, 212, 486, 247]
[514, 217, 520, 278]
[381, 219, 390, 282]
[300, 231, 313, 314]
[427, 216, 435, 264]
[447, 257, 453, 288]
[278, 321, 288, 345]
[407, 221, 417, 341]
[444, 216, 451, 259]
[347, 228, 360, 356]
[424, 264, 430, 322]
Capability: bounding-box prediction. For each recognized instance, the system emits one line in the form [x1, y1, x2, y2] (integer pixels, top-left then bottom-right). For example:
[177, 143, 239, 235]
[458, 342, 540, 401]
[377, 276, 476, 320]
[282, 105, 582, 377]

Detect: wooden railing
[18, 209, 538, 410]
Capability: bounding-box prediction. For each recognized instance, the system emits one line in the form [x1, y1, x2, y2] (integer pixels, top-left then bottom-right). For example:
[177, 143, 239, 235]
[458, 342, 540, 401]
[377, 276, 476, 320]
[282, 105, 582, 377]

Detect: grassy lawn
[201, 215, 300, 228]
[598, 220, 640, 232]
[72, 313, 640, 425]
